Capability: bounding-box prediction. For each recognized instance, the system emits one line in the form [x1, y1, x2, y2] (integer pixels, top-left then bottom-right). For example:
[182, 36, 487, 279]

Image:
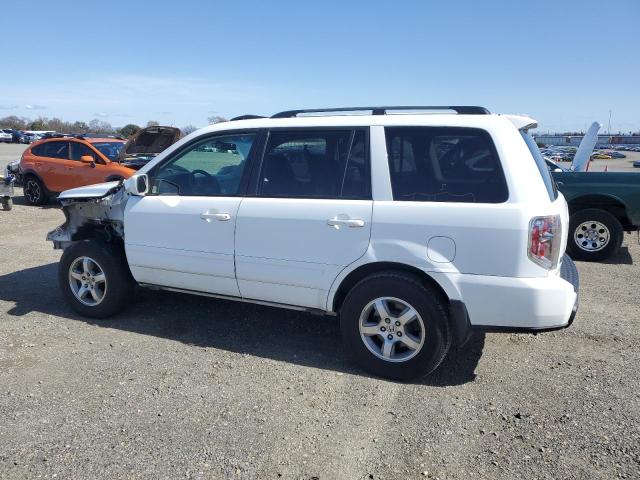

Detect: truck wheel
[567, 208, 623, 262]
[59, 241, 134, 318]
[340, 271, 451, 382]
[23, 175, 47, 206]
[2, 197, 12, 211]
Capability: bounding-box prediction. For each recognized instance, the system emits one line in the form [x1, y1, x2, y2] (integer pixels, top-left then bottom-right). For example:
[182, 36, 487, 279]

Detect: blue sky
[2, 0, 638, 132]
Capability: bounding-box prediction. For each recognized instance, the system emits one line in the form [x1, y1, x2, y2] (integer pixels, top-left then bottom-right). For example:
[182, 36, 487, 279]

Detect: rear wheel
[340, 271, 451, 381]
[23, 175, 47, 206]
[567, 208, 623, 261]
[59, 241, 134, 318]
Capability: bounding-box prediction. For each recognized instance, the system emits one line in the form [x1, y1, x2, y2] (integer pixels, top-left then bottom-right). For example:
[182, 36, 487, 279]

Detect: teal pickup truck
[546, 160, 640, 261]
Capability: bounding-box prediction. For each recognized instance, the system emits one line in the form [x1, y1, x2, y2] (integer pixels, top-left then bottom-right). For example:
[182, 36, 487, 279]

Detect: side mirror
[80, 155, 96, 167]
[124, 173, 149, 196]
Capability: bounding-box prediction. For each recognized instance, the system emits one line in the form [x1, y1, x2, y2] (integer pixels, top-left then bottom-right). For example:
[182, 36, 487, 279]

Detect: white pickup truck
[47, 106, 579, 380]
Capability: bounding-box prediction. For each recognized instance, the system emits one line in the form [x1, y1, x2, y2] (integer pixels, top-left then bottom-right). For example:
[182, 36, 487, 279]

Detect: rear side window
[31, 141, 69, 159]
[385, 127, 508, 203]
[521, 131, 558, 201]
[258, 129, 370, 199]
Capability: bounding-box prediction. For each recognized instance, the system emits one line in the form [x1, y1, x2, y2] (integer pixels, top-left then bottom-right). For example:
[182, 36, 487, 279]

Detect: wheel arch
[568, 194, 631, 228]
[21, 169, 55, 198]
[330, 261, 453, 313]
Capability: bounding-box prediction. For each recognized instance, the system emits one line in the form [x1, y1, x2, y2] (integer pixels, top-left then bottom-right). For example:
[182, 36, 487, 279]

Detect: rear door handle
[201, 212, 231, 222]
[327, 217, 365, 228]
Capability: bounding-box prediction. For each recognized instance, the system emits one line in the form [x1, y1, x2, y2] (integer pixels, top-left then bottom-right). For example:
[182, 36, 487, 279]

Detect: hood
[118, 126, 181, 162]
[58, 181, 121, 200]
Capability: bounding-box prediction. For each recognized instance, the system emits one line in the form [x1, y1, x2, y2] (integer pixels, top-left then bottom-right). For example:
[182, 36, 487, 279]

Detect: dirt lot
[1, 145, 639, 480]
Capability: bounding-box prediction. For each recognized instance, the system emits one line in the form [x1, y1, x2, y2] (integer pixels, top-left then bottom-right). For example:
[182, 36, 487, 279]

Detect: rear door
[124, 131, 259, 296]
[32, 141, 69, 192]
[235, 128, 372, 309]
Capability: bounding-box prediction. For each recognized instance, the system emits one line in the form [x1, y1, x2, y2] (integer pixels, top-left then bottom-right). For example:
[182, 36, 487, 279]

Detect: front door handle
[201, 212, 231, 222]
[327, 217, 365, 228]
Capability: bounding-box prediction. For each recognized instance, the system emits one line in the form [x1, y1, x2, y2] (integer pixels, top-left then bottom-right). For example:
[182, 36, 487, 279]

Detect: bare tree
[207, 115, 228, 125]
[146, 120, 159, 127]
[181, 125, 198, 135]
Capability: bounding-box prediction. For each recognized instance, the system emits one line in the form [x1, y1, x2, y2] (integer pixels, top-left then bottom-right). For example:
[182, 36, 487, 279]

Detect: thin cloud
[24, 104, 47, 110]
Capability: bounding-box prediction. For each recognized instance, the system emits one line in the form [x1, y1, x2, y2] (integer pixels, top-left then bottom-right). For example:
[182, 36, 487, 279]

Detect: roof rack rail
[271, 106, 490, 118]
[230, 114, 266, 121]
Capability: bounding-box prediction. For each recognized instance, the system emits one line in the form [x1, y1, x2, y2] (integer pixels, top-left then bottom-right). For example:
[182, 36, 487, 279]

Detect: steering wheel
[191, 169, 221, 194]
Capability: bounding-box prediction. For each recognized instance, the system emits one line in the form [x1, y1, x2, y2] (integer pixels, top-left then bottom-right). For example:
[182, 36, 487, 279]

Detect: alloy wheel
[359, 296, 426, 362]
[24, 179, 41, 204]
[68, 256, 108, 306]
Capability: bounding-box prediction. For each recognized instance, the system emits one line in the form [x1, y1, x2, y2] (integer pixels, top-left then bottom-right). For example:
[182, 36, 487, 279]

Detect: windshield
[92, 142, 125, 161]
[521, 131, 558, 201]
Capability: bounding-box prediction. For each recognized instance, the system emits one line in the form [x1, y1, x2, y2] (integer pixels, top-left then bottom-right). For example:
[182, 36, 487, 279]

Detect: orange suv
[20, 136, 131, 205]
[20, 127, 181, 205]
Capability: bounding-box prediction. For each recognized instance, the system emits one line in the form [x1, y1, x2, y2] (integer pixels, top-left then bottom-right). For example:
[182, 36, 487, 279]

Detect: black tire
[23, 175, 48, 206]
[567, 208, 623, 262]
[59, 240, 135, 318]
[2, 197, 12, 211]
[340, 271, 451, 381]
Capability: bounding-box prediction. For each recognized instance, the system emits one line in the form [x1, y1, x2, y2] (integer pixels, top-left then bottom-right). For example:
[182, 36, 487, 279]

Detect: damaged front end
[46, 181, 129, 250]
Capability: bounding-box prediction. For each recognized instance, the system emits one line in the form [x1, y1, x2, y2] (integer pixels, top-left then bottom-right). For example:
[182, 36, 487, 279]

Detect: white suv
[47, 106, 579, 380]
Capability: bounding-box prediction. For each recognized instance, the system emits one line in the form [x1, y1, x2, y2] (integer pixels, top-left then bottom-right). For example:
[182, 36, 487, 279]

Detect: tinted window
[32, 141, 69, 159]
[70, 142, 98, 161]
[385, 127, 508, 203]
[150, 133, 256, 196]
[259, 130, 369, 199]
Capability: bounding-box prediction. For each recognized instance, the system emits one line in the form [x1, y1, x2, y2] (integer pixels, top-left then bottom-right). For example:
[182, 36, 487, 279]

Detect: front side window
[70, 142, 99, 162]
[91, 142, 125, 161]
[150, 133, 256, 196]
[32, 141, 69, 159]
[385, 127, 508, 203]
[258, 129, 370, 199]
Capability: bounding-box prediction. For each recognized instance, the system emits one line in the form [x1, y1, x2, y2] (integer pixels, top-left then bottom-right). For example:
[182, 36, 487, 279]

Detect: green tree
[28, 117, 49, 130]
[119, 124, 141, 138]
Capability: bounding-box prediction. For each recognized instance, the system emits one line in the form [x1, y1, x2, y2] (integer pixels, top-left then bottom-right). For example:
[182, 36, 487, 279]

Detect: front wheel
[567, 208, 623, 262]
[59, 241, 134, 318]
[340, 272, 451, 381]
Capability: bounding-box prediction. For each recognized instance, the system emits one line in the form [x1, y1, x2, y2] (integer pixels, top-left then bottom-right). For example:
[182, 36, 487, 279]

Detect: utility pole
[608, 109, 612, 135]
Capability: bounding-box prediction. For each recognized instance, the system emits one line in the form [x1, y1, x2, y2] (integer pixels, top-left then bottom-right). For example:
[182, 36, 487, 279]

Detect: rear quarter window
[31, 141, 69, 159]
[385, 127, 508, 203]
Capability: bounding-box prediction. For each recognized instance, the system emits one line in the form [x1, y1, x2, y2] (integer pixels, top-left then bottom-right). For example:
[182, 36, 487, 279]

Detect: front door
[63, 141, 109, 190]
[235, 129, 373, 309]
[124, 131, 259, 296]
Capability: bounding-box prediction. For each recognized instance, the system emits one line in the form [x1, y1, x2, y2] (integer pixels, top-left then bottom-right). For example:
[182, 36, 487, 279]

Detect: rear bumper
[446, 255, 579, 336]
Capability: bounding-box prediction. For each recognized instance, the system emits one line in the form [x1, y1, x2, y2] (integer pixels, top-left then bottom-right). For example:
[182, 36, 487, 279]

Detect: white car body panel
[124, 195, 242, 296]
[235, 198, 373, 309]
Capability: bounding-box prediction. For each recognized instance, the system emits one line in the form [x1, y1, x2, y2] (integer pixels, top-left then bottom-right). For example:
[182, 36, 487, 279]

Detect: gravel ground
[1, 146, 639, 479]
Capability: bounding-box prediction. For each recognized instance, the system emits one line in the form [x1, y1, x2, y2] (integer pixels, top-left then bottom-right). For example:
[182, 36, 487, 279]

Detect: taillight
[528, 215, 561, 269]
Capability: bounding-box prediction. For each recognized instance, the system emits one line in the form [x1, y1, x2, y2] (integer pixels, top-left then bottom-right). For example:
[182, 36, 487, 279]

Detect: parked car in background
[0, 129, 12, 143]
[543, 159, 640, 261]
[633, 160, 640, 168]
[591, 152, 612, 160]
[47, 106, 579, 381]
[19, 127, 181, 205]
[606, 151, 626, 159]
[22, 133, 38, 143]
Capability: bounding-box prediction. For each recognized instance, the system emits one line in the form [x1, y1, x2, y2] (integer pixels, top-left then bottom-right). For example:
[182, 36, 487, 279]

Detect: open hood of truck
[118, 126, 181, 163]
